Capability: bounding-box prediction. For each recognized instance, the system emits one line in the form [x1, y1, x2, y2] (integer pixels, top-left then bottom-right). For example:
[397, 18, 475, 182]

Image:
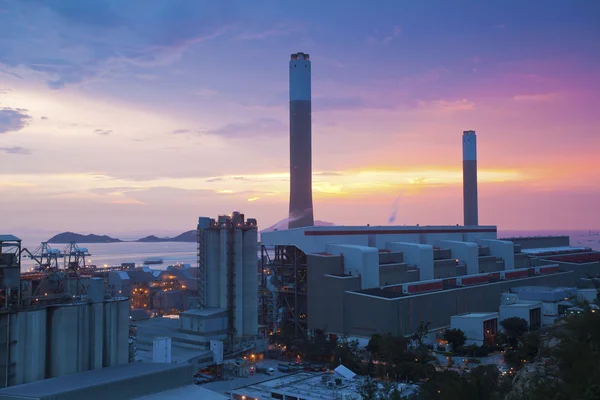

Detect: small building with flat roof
[499, 301, 542, 329]
[451, 312, 499, 346]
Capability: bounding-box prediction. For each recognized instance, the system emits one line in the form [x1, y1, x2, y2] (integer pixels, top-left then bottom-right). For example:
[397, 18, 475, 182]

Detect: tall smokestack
[288, 52, 314, 229]
[462, 130, 479, 226]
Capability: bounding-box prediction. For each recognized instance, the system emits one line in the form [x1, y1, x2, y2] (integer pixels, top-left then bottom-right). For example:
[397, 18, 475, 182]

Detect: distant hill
[48, 232, 122, 244]
[261, 218, 335, 233]
[137, 230, 196, 243]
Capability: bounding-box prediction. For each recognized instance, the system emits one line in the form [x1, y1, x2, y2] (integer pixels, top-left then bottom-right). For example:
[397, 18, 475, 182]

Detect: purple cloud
[0, 107, 31, 133]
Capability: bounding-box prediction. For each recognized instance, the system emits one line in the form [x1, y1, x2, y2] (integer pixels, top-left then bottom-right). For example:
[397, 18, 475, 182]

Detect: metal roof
[135, 385, 227, 400]
[0, 362, 190, 398]
[0, 235, 21, 242]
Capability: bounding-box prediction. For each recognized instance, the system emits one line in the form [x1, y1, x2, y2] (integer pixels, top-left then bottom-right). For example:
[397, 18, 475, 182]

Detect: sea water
[17, 230, 600, 271]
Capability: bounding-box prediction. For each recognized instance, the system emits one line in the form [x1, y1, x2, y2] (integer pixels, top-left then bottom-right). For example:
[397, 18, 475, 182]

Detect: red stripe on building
[539, 266, 560, 274]
[304, 228, 497, 236]
[505, 269, 529, 279]
[460, 275, 490, 285]
[407, 281, 443, 293]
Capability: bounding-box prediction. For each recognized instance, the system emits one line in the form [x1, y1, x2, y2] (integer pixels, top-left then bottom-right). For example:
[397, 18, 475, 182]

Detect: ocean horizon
[16, 229, 600, 272]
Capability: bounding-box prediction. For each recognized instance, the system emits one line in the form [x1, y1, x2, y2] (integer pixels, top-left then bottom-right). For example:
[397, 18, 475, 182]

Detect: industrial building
[259, 106, 600, 340]
[503, 286, 580, 325]
[450, 312, 499, 346]
[289, 52, 315, 229]
[196, 212, 259, 342]
[0, 235, 130, 388]
[499, 301, 542, 329]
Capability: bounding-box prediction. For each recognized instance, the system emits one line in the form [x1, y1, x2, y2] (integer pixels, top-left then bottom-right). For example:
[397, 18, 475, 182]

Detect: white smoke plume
[388, 196, 401, 224]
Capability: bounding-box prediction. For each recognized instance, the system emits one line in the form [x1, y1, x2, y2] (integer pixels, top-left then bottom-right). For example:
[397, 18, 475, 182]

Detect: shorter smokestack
[462, 130, 478, 226]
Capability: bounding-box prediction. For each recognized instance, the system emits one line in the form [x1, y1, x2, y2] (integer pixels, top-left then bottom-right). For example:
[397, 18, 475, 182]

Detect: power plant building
[288, 52, 314, 229]
[0, 235, 130, 389]
[196, 212, 259, 340]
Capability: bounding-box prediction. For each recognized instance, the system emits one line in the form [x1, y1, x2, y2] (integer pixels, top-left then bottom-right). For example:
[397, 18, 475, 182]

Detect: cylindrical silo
[233, 228, 244, 337]
[289, 52, 314, 229]
[242, 228, 258, 336]
[205, 228, 221, 308]
[462, 130, 479, 226]
[219, 228, 228, 310]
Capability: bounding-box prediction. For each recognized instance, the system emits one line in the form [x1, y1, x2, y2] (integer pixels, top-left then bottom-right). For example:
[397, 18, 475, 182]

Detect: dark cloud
[0, 107, 31, 133]
[1, 0, 237, 89]
[94, 129, 112, 135]
[0, 146, 31, 155]
[41, 116, 48, 120]
[171, 129, 190, 134]
[203, 118, 286, 139]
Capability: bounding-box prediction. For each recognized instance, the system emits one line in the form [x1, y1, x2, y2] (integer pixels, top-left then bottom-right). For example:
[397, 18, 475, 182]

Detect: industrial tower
[196, 212, 258, 341]
[462, 130, 479, 226]
[288, 52, 314, 229]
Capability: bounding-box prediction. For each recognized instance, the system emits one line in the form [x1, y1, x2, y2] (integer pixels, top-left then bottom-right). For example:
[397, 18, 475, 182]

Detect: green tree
[500, 317, 529, 348]
[411, 320, 430, 347]
[358, 377, 379, 400]
[443, 328, 467, 350]
[334, 335, 362, 372]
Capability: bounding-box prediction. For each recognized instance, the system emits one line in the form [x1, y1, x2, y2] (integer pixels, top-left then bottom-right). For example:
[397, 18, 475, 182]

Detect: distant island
[47, 232, 123, 244]
[48, 220, 336, 244]
[136, 230, 196, 243]
[47, 230, 197, 244]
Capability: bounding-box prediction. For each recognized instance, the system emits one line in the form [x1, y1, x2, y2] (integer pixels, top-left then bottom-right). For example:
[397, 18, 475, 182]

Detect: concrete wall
[326, 244, 379, 289]
[180, 312, 228, 335]
[499, 303, 541, 324]
[438, 240, 479, 275]
[0, 299, 129, 388]
[379, 252, 403, 264]
[330, 272, 576, 337]
[478, 256, 504, 273]
[514, 253, 531, 269]
[434, 259, 458, 279]
[343, 292, 399, 337]
[478, 239, 515, 270]
[386, 242, 434, 281]
[379, 264, 418, 286]
[307, 254, 360, 333]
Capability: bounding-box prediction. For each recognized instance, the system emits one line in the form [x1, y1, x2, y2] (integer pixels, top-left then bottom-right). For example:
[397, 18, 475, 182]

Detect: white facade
[510, 286, 578, 325]
[261, 225, 497, 255]
[499, 302, 542, 327]
[261, 225, 505, 283]
[326, 244, 379, 289]
[451, 312, 499, 346]
[437, 240, 479, 275]
[152, 336, 172, 363]
[386, 242, 434, 281]
[210, 340, 224, 365]
[477, 238, 515, 270]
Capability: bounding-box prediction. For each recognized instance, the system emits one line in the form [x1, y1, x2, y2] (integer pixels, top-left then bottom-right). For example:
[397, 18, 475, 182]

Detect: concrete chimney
[288, 52, 314, 229]
[462, 130, 478, 226]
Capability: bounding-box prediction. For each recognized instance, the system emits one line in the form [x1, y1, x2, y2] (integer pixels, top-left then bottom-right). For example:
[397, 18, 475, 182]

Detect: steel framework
[0, 235, 22, 310]
[260, 244, 308, 338]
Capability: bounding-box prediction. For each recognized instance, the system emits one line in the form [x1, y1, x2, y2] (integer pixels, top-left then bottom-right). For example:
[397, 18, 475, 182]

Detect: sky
[1, 0, 599, 237]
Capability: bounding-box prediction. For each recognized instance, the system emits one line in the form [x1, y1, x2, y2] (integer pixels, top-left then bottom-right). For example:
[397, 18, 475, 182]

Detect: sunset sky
[1, 0, 599, 237]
